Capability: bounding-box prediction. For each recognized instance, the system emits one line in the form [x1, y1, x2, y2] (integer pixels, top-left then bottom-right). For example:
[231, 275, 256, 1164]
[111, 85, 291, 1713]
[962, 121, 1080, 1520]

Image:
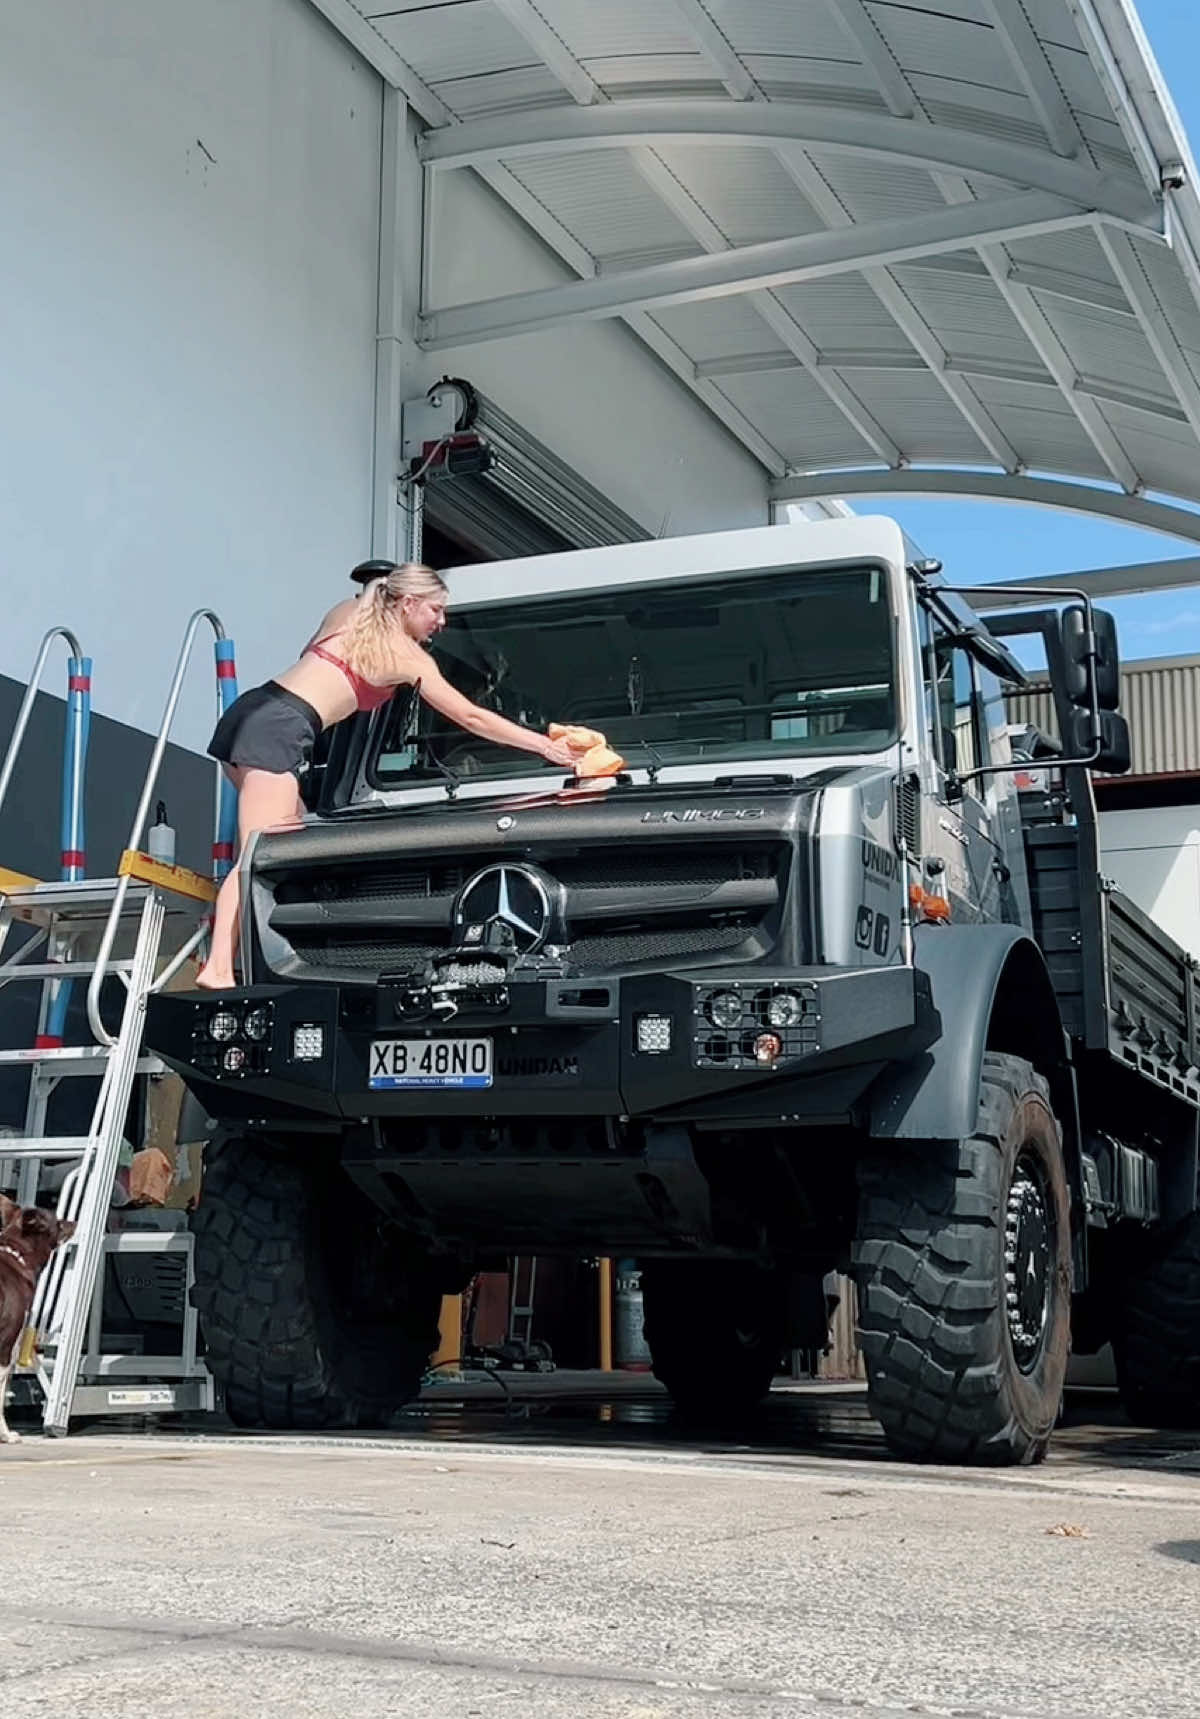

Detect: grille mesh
[568, 924, 754, 969]
[293, 938, 441, 971]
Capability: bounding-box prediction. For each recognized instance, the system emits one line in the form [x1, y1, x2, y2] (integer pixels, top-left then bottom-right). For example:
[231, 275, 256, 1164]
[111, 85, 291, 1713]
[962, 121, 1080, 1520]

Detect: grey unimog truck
[147, 518, 1199, 1464]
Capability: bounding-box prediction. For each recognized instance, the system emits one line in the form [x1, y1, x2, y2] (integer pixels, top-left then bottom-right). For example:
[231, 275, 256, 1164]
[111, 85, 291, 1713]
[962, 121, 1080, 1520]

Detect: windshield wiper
[399, 677, 460, 798]
[626, 656, 664, 784]
[423, 743, 461, 799]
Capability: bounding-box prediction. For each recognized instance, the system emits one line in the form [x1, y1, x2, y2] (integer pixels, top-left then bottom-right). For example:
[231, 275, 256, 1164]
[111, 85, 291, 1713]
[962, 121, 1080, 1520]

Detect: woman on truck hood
[195, 561, 578, 990]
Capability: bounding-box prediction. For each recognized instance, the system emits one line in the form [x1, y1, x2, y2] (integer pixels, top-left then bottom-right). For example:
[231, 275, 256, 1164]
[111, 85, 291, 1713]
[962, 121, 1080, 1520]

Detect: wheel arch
[870, 924, 1079, 1158]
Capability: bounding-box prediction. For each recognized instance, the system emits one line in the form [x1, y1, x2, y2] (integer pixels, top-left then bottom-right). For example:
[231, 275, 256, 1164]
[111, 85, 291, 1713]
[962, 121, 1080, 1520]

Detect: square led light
[636, 1013, 673, 1054]
[291, 1023, 324, 1062]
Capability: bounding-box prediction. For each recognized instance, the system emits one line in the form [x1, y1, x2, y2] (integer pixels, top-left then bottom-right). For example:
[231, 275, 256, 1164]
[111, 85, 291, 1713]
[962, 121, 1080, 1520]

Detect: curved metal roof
[320, 0, 1200, 543]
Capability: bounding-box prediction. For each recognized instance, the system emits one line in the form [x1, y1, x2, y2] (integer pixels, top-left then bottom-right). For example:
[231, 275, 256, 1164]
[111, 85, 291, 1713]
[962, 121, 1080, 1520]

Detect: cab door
[920, 611, 1004, 922]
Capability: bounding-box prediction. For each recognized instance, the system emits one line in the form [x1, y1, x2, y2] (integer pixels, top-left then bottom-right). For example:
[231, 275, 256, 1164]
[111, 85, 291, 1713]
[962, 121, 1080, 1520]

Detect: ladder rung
[0, 1136, 91, 1160]
[0, 1045, 112, 1069]
[0, 877, 151, 921]
[0, 960, 135, 982]
[0, 1045, 164, 1075]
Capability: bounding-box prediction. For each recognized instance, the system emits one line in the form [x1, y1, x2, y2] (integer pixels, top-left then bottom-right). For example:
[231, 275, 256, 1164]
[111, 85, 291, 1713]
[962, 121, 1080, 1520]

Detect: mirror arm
[952, 739, 1104, 798]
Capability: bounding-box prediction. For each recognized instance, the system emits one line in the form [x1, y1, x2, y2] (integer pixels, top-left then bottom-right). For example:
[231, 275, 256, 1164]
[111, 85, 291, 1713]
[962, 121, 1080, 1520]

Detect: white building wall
[1, 0, 770, 757]
[1099, 804, 1200, 959]
[0, 0, 383, 750]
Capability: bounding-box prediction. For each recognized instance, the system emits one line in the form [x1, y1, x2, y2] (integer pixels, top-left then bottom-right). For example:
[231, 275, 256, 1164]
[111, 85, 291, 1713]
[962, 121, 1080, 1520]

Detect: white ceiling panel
[351, 0, 1200, 535]
[506, 151, 705, 261]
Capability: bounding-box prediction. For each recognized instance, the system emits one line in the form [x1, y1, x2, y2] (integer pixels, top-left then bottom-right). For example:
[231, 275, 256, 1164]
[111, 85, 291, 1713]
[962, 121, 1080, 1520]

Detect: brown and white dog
[0, 1194, 75, 1444]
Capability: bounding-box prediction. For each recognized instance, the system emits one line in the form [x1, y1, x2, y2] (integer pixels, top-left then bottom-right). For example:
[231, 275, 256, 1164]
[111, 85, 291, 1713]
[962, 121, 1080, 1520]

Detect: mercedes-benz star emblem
[454, 864, 550, 953]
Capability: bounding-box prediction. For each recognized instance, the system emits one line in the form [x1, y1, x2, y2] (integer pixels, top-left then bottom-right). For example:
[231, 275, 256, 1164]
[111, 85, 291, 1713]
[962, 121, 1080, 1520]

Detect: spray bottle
[148, 800, 176, 866]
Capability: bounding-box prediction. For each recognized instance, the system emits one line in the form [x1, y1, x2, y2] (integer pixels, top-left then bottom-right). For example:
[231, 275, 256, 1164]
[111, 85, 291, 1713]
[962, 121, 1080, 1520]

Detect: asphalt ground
[2, 1381, 1197, 1719]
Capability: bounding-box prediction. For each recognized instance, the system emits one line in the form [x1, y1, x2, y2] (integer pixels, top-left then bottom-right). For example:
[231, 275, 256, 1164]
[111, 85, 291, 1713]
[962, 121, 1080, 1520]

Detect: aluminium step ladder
[0, 611, 239, 1435]
[0, 865, 217, 1430]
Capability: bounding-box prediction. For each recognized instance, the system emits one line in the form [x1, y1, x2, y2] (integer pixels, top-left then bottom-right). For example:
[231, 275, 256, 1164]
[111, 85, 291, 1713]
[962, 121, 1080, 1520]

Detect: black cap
[350, 558, 399, 586]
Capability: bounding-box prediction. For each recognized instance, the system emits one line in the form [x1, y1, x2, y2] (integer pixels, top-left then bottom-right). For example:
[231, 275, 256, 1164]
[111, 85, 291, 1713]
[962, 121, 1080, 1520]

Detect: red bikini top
[304, 636, 395, 713]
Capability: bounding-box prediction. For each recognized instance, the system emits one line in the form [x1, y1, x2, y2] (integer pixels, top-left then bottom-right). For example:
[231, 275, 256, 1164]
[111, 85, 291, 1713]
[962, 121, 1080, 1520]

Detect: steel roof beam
[694, 348, 1185, 423]
[980, 0, 1086, 159]
[906, 253, 1135, 318]
[650, 3, 900, 460]
[962, 555, 1200, 608]
[826, 0, 918, 120]
[441, 7, 902, 470]
[971, 237, 1141, 490]
[812, 0, 1019, 468]
[1071, 0, 1200, 362]
[1098, 226, 1200, 442]
[433, 7, 788, 475]
[312, 1, 451, 124]
[664, 0, 762, 101]
[417, 101, 1163, 231]
[419, 192, 1102, 349]
[466, 163, 788, 477]
[772, 146, 1021, 470]
[823, 0, 1142, 488]
[489, 0, 600, 104]
[768, 468, 1200, 547]
[628, 151, 902, 466]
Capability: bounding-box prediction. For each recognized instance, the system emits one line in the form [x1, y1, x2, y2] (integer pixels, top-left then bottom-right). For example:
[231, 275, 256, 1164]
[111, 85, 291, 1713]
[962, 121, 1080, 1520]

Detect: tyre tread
[853, 1053, 1065, 1465]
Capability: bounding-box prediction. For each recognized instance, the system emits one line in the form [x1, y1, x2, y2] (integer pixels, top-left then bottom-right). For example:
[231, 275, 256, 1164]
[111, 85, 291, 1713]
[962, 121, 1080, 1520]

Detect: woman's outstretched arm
[418, 662, 576, 764]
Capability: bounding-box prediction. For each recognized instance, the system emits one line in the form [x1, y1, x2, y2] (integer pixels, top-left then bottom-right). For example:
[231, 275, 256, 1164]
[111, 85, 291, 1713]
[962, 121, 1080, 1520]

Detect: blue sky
[844, 0, 1200, 667]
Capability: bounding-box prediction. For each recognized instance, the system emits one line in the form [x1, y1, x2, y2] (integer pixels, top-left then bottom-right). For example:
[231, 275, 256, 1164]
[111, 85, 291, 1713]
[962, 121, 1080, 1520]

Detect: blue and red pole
[213, 638, 238, 881]
[38, 655, 92, 1048]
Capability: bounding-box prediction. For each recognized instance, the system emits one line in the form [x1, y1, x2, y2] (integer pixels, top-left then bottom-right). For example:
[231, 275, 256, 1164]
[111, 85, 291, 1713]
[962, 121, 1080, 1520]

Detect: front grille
[290, 937, 442, 973]
[553, 852, 770, 890]
[569, 924, 755, 969]
[274, 863, 468, 905]
[261, 840, 786, 981]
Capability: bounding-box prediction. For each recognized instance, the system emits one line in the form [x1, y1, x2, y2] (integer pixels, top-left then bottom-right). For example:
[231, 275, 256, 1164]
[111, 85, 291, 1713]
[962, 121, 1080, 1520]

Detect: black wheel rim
[1005, 1151, 1053, 1373]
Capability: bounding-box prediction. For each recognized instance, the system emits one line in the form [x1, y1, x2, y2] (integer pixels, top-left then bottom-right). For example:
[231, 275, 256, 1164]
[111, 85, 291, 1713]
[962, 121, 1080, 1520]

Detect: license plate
[369, 1037, 493, 1090]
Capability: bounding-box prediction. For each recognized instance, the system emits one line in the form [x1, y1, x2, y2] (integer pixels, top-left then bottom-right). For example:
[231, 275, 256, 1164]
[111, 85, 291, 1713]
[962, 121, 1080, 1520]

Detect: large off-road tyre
[853, 1053, 1071, 1466]
[1113, 1214, 1200, 1428]
[192, 1134, 447, 1429]
[641, 1261, 786, 1419]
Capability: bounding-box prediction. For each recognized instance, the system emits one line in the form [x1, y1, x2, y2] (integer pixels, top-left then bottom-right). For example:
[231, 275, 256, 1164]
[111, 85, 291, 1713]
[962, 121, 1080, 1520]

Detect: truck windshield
[369, 563, 895, 787]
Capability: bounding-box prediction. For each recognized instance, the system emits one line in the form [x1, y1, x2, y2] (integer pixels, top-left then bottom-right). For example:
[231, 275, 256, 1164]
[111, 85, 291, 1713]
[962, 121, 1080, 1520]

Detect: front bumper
[145, 963, 940, 1127]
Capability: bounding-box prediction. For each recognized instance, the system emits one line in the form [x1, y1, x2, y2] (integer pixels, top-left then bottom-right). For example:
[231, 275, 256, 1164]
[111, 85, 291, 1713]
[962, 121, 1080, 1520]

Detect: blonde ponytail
[341, 562, 448, 678]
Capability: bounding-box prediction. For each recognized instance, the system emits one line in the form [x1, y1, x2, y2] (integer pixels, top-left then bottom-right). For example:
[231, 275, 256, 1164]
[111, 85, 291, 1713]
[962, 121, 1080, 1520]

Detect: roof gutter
[1069, 0, 1200, 315]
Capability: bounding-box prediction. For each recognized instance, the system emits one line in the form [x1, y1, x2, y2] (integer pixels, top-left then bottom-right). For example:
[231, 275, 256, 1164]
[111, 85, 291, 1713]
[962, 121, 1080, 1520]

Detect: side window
[920, 611, 986, 783]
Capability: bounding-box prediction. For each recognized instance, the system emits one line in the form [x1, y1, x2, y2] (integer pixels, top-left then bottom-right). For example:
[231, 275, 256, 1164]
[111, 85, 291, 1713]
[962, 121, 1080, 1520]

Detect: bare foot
[0, 1426, 21, 1445]
[195, 967, 238, 991]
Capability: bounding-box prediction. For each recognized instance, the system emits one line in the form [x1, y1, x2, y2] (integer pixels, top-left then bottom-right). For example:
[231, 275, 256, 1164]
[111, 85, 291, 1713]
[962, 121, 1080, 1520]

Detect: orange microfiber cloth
[548, 723, 626, 779]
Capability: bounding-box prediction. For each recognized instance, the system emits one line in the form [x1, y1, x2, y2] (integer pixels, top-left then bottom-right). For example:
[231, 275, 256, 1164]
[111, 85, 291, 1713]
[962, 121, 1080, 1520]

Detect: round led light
[753, 1032, 783, 1067]
[707, 990, 744, 1031]
[222, 1045, 247, 1073]
[208, 1010, 239, 1043]
[243, 1008, 270, 1042]
[766, 991, 804, 1029]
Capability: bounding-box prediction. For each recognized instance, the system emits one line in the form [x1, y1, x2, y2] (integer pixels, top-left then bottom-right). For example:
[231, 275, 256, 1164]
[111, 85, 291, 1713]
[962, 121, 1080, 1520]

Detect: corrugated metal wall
[1006, 653, 1200, 777]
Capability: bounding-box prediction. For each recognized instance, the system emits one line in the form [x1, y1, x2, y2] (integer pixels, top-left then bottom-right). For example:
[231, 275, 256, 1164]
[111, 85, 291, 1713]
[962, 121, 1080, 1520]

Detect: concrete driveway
[2, 1386, 1197, 1718]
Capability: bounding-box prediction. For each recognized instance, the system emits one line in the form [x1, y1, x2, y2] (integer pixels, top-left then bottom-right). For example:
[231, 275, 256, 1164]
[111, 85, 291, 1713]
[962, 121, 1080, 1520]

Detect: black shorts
[207, 682, 323, 778]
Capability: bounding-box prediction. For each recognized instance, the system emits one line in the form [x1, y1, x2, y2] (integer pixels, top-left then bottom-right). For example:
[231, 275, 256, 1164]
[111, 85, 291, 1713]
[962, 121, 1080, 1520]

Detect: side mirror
[1064, 708, 1132, 775]
[1062, 606, 1121, 711]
